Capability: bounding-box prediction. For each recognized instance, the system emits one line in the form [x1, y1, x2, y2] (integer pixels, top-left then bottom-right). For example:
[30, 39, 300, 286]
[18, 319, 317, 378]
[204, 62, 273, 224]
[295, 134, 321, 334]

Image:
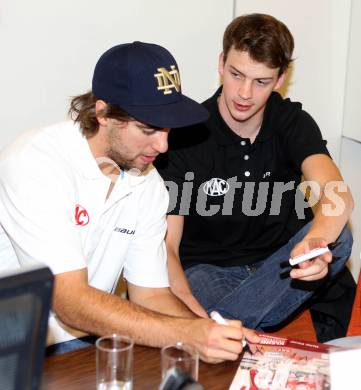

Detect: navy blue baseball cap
[92, 41, 209, 128]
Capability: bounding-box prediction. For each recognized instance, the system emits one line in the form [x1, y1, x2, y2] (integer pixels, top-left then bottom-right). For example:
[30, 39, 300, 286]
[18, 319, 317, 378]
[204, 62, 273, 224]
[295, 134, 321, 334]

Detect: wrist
[170, 286, 193, 299]
[303, 235, 323, 243]
[303, 230, 329, 244]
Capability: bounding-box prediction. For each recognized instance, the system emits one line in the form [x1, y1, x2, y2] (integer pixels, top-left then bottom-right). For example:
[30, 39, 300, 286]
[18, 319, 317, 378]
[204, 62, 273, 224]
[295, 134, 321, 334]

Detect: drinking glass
[96, 334, 134, 390]
[161, 342, 199, 381]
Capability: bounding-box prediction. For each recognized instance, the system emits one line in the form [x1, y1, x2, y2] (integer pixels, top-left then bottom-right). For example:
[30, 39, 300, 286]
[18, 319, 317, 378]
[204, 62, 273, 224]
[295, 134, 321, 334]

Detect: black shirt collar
[205, 86, 276, 146]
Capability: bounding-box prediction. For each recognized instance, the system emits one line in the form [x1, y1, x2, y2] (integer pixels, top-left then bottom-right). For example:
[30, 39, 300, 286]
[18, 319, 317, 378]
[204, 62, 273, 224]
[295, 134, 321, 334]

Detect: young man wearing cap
[0, 42, 259, 361]
[156, 14, 354, 331]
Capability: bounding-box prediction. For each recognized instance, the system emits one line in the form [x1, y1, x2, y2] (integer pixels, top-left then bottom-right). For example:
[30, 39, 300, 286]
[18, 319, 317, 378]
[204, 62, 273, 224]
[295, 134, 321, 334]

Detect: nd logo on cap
[154, 65, 181, 95]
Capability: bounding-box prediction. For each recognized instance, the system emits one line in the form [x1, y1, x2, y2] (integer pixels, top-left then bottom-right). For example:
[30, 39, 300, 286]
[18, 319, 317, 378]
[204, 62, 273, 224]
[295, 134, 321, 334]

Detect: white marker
[289, 247, 330, 266]
[210, 311, 246, 347]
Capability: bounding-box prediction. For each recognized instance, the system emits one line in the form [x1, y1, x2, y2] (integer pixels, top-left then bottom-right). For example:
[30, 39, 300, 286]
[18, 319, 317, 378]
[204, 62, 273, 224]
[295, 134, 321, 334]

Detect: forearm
[134, 288, 196, 319]
[167, 250, 208, 318]
[54, 281, 192, 347]
[53, 272, 258, 363]
[300, 156, 354, 243]
[305, 189, 353, 243]
[165, 215, 193, 298]
[168, 250, 193, 296]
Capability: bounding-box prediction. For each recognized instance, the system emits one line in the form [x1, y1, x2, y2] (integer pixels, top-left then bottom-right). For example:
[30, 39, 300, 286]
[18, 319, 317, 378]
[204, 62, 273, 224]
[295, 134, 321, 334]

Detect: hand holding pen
[281, 240, 340, 281]
[210, 311, 256, 348]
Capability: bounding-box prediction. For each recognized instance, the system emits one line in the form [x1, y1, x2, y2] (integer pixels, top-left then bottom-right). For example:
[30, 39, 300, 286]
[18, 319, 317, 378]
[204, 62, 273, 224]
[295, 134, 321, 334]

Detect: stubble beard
[106, 125, 148, 173]
[107, 148, 148, 173]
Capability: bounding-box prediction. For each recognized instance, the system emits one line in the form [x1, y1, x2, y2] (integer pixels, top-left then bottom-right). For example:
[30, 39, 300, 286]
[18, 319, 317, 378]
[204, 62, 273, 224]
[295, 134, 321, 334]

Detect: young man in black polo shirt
[156, 14, 354, 330]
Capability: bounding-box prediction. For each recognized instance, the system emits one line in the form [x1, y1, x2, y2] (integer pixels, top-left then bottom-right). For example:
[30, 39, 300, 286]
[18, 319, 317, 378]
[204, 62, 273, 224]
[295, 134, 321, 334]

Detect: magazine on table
[229, 332, 339, 390]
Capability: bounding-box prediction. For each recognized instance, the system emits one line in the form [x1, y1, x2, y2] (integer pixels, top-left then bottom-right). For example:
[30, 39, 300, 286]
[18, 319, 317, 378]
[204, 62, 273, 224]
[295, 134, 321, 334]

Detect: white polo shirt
[0, 121, 169, 344]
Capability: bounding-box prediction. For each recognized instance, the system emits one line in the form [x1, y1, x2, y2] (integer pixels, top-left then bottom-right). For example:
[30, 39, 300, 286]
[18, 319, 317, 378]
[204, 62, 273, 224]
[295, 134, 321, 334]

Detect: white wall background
[342, 0, 361, 142]
[0, 0, 233, 149]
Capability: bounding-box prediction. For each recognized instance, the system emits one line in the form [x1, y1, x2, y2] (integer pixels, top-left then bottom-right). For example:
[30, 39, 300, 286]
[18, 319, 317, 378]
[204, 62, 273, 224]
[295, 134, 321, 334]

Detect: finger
[208, 323, 246, 354]
[295, 251, 332, 272]
[213, 336, 244, 354]
[225, 319, 243, 329]
[198, 353, 224, 364]
[291, 258, 328, 277]
[307, 238, 328, 249]
[290, 238, 328, 258]
[295, 269, 328, 281]
[297, 259, 313, 269]
[321, 251, 333, 263]
[243, 328, 260, 344]
[290, 241, 310, 259]
[216, 320, 244, 341]
[200, 346, 241, 363]
[219, 321, 260, 345]
[290, 259, 328, 281]
[303, 240, 311, 252]
[298, 250, 332, 267]
[248, 344, 259, 354]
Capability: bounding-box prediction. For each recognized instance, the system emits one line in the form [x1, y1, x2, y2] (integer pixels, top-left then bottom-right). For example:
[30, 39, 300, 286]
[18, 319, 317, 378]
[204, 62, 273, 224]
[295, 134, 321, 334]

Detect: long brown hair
[68, 92, 132, 137]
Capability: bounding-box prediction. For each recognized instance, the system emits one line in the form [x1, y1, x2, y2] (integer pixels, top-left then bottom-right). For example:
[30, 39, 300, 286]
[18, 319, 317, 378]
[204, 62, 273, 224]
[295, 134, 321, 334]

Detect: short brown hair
[68, 92, 132, 137]
[223, 13, 294, 75]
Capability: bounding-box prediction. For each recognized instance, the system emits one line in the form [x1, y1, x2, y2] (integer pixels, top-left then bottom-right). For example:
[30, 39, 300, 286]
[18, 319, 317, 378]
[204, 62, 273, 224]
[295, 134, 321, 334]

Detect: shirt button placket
[240, 140, 250, 177]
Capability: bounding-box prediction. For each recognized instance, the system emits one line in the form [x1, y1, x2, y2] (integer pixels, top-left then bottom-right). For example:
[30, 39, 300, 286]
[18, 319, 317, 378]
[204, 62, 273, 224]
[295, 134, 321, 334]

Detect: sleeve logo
[75, 204, 90, 226]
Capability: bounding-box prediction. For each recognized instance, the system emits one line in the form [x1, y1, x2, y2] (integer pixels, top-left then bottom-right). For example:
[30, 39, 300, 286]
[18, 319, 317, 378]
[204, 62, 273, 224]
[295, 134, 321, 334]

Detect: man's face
[218, 48, 285, 128]
[105, 119, 169, 172]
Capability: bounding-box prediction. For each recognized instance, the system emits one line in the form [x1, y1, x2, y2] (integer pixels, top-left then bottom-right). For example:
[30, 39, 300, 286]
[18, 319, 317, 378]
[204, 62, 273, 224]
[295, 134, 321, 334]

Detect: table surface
[42, 344, 240, 390]
[42, 310, 316, 389]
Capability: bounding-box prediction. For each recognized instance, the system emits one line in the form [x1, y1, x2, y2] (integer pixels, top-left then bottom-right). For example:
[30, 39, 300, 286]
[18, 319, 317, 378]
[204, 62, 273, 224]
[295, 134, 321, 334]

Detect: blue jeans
[185, 223, 353, 330]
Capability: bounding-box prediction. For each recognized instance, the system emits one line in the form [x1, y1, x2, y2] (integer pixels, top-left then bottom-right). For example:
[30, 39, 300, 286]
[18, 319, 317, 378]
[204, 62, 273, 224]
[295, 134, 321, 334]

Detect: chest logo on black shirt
[203, 178, 230, 196]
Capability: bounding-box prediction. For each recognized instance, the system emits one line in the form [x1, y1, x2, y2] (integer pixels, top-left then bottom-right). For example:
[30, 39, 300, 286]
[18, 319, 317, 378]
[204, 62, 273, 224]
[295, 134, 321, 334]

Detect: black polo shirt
[155, 87, 330, 269]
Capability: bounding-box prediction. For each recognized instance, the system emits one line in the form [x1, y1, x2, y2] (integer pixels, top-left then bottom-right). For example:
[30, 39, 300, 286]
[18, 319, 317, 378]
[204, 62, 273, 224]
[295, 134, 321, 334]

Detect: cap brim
[120, 95, 209, 129]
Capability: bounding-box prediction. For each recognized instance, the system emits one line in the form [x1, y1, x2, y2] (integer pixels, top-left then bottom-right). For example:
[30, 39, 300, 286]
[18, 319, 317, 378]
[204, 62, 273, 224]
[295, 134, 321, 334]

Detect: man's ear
[95, 100, 109, 126]
[218, 52, 225, 76]
[274, 71, 287, 91]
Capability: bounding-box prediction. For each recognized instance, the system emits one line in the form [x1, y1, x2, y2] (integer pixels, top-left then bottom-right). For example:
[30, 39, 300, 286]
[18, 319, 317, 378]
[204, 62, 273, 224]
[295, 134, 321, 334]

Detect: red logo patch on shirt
[75, 204, 89, 226]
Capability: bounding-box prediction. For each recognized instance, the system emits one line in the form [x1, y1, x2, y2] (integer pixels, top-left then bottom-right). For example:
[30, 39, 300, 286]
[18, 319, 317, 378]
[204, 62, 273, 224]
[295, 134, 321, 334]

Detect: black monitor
[0, 266, 53, 390]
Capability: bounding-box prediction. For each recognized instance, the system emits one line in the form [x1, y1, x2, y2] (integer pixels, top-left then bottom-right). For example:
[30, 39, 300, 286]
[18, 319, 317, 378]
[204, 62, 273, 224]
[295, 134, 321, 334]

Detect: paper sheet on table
[330, 346, 361, 389]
